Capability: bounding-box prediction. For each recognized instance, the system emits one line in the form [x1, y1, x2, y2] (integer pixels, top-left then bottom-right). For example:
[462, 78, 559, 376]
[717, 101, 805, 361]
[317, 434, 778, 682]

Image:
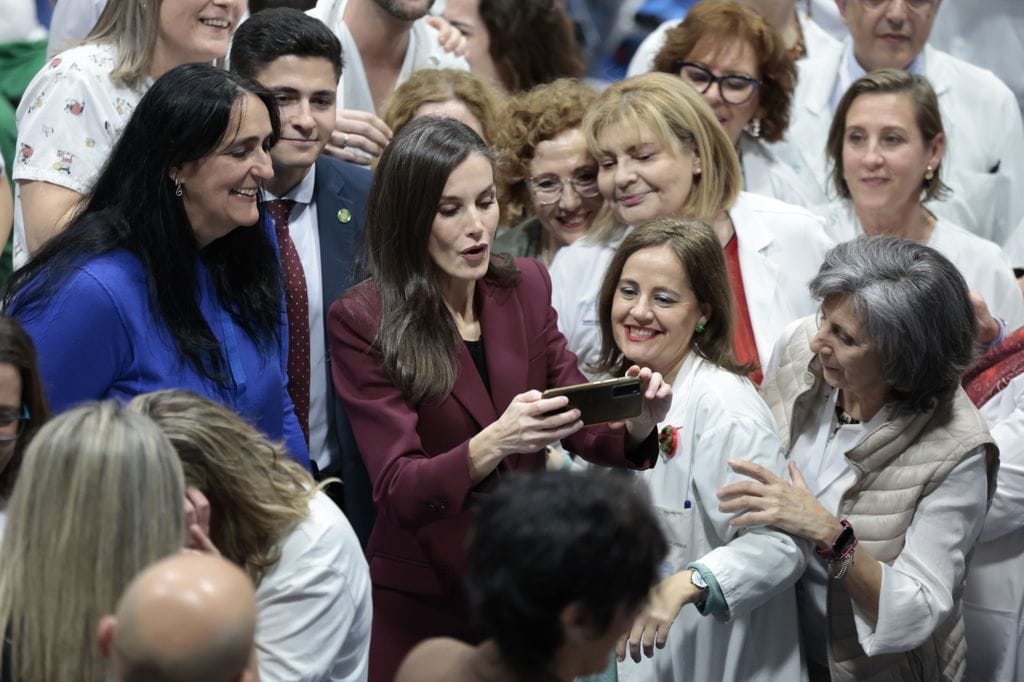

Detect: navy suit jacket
[268, 154, 375, 546]
[312, 155, 376, 547]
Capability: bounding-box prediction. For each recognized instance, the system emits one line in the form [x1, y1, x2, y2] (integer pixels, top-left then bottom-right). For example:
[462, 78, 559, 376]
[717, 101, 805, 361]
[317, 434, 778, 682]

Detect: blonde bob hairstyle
[582, 72, 742, 243]
[0, 402, 185, 682]
[381, 69, 500, 144]
[128, 389, 322, 587]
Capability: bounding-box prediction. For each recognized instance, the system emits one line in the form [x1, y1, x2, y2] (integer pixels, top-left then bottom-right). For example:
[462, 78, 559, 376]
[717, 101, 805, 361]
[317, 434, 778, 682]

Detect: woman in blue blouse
[3, 63, 309, 467]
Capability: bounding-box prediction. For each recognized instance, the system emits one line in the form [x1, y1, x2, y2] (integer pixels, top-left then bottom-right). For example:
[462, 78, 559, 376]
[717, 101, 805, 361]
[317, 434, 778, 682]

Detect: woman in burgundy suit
[328, 116, 671, 682]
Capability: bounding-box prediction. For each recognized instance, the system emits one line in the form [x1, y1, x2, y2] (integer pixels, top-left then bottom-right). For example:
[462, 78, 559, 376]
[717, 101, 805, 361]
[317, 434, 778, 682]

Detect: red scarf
[963, 326, 1024, 408]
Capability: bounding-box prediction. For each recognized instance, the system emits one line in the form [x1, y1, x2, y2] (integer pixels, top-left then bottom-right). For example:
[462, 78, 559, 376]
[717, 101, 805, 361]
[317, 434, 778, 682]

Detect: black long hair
[4, 63, 283, 383]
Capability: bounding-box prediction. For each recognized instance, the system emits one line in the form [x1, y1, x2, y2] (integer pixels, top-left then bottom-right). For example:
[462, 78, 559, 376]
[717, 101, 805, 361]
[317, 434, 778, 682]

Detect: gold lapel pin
[337, 208, 352, 223]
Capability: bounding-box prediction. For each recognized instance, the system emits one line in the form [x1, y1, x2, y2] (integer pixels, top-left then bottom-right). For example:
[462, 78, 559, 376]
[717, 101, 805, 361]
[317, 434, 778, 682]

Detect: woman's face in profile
[175, 93, 275, 247]
[810, 295, 887, 399]
[428, 152, 500, 289]
[0, 362, 23, 475]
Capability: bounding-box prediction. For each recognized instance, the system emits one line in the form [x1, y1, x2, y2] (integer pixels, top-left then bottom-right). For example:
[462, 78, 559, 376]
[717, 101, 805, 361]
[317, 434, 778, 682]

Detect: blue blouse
[9, 249, 310, 468]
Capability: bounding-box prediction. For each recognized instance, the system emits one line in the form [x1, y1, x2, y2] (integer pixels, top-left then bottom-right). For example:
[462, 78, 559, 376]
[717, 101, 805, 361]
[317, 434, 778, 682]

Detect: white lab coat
[549, 192, 833, 376]
[774, 39, 1024, 245]
[617, 354, 807, 682]
[740, 135, 821, 208]
[967, 373, 1024, 682]
[813, 200, 1024, 330]
[1004, 214, 1024, 270]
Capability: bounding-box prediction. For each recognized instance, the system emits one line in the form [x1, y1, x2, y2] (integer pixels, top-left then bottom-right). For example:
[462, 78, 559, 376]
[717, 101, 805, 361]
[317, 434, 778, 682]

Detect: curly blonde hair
[128, 390, 321, 587]
[381, 69, 500, 144]
[492, 78, 598, 223]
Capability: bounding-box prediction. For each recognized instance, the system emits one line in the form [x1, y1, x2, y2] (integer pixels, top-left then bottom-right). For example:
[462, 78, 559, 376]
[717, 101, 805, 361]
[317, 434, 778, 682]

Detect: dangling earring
[695, 319, 707, 334]
[745, 117, 762, 138]
[174, 178, 183, 197]
[924, 165, 934, 182]
[693, 160, 702, 176]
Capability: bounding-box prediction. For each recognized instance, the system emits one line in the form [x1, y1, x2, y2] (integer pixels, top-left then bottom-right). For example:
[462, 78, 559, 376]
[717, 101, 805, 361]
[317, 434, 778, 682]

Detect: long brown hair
[592, 218, 750, 377]
[349, 116, 518, 405]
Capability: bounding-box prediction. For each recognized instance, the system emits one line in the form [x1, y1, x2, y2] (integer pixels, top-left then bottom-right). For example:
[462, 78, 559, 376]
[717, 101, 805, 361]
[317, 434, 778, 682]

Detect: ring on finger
[342, 132, 349, 148]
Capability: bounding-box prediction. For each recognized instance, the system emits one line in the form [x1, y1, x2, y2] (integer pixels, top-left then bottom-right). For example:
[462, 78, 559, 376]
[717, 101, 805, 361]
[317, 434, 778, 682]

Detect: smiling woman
[327, 116, 673, 682]
[590, 218, 805, 682]
[492, 78, 600, 265]
[549, 72, 833, 385]
[4, 63, 311, 469]
[12, 0, 245, 268]
[815, 69, 1024, 331]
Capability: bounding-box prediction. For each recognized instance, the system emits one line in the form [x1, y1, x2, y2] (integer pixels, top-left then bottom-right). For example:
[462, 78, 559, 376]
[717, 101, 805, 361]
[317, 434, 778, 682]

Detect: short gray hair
[810, 236, 975, 412]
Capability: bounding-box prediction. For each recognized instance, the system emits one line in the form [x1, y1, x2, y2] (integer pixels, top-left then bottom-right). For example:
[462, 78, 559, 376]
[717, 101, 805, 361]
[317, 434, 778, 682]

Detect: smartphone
[542, 376, 643, 426]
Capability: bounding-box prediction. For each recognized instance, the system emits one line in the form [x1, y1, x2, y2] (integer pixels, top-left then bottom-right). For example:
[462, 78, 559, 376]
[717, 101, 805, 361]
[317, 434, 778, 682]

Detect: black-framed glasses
[526, 171, 600, 205]
[0, 404, 30, 443]
[675, 61, 762, 105]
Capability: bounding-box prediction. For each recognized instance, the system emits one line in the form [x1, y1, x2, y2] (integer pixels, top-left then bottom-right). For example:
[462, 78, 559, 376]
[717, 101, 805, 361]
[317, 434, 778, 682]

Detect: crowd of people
[0, 1, 1022, 681]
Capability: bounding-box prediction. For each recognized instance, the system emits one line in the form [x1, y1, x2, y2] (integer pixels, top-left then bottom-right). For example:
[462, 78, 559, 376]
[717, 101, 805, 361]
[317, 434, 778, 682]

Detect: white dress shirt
[255, 491, 372, 682]
[618, 354, 806, 682]
[264, 168, 334, 473]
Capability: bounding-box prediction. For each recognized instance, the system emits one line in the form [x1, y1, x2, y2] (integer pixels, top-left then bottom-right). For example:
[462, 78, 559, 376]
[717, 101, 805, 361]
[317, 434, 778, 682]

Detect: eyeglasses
[526, 170, 600, 205]
[675, 62, 762, 105]
[857, 0, 937, 13]
[0, 404, 30, 443]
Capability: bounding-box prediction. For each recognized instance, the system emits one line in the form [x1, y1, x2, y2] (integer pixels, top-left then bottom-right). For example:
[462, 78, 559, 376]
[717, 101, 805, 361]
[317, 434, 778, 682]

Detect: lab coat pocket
[654, 504, 695, 579]
[938, 166, 1012, 243]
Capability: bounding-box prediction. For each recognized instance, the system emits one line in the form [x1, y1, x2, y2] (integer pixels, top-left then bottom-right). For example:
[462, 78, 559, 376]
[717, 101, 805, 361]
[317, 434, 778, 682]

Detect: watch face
[690, 570, 708, 590]
[833, 524, 855, 555]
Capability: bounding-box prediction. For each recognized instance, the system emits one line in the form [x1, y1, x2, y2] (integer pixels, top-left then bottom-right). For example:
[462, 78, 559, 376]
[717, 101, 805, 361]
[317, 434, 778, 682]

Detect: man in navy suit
[231, 8, 376, 546]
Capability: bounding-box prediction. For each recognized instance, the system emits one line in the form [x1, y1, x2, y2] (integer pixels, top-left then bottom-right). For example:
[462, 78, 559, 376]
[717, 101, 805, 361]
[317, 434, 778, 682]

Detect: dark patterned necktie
[266, 198, 310, 445]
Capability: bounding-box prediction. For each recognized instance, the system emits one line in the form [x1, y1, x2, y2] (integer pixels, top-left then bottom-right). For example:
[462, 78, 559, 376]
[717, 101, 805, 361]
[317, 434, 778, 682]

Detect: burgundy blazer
[328, 258, 656, 680]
